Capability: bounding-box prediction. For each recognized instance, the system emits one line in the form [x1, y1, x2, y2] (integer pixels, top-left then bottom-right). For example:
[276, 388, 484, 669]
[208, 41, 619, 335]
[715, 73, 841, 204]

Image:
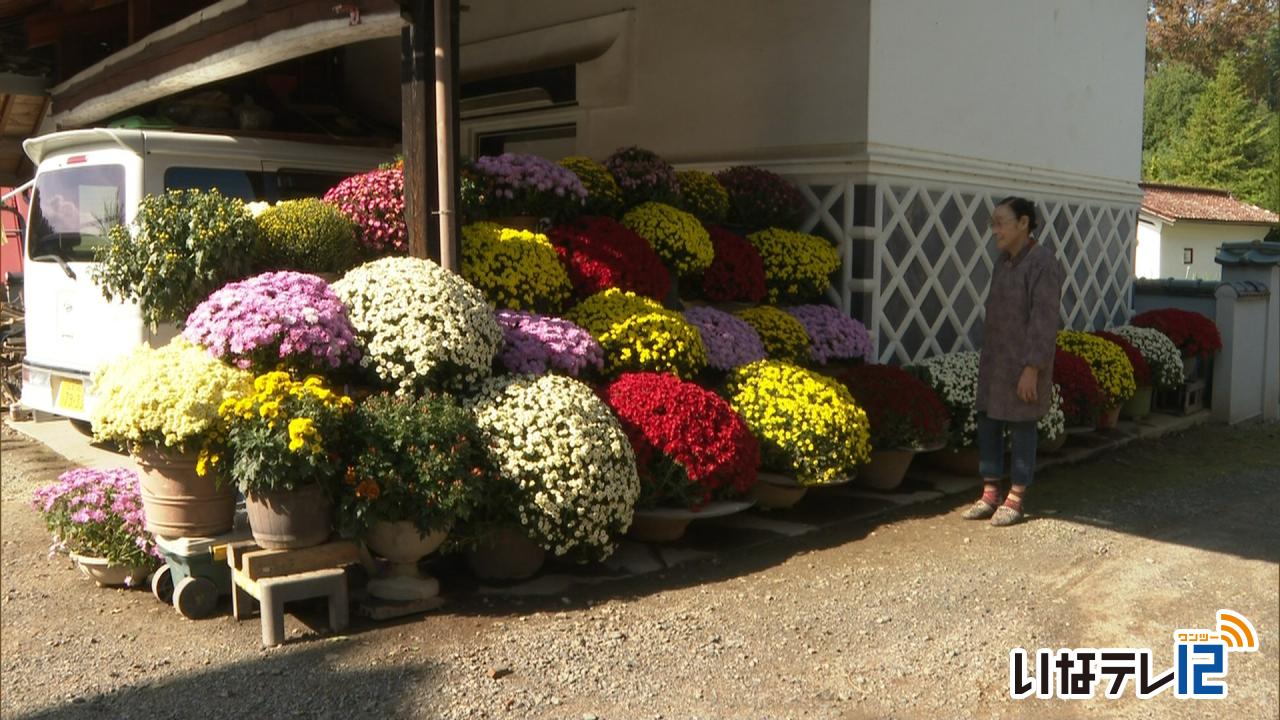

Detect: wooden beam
[51, 0, 403, 126]
[401, 0, 437, 261]
[0, 95, 14, 135]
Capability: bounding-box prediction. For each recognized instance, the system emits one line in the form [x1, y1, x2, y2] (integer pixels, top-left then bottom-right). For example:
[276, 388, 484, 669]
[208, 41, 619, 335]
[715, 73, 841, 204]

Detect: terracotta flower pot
[857, 449, 916, 491]
[69, 552, 154, 588]
[466, 526, 546, 581]
[1039, 432, 1067, 454]
[626, 513, 694, 543]
[1121, 385, 1154, 421]
[135, 447, 235, 539]
[1096, 404, 1122, 430]
[364, 520, 449, 601]
[244, 483, 333, 549]
[750, 471, 808, 509]
[926, 446, 983, 477]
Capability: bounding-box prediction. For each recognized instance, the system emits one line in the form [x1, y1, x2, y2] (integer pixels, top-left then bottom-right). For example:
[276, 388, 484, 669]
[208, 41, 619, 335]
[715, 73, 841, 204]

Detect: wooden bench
[223, 540, 359, 647]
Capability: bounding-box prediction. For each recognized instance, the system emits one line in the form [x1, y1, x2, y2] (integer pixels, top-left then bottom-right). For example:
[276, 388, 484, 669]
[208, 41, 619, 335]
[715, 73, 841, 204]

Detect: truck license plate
[56, 380, 84, 412]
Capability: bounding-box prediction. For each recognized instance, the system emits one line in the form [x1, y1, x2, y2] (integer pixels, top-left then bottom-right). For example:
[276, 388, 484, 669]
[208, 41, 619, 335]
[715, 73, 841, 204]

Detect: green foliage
[1146, 0, 1279, 109]
[253, 198, 360, 274]
[337, 392, 489, 538]
[93, 189, 256, 327]
[1142, 62, 1208, 161]
[1154, 58, 1278, 210]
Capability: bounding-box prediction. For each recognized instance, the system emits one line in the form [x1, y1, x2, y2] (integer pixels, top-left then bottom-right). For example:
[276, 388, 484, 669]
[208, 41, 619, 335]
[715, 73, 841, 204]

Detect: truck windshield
[27, 164, 124, 263]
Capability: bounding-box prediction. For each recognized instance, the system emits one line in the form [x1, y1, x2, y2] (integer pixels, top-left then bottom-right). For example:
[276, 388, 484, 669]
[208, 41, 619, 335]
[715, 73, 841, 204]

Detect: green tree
[1147, 0, 1279, 108]
[1142, 62, 1208, 176]
[1157, 57, 1278, 210]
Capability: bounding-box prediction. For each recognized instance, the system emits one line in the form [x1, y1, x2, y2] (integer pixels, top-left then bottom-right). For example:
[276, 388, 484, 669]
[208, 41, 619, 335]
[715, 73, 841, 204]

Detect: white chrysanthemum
[333, 256, 501, 393]
[466, 374, 640, 562]
[917, 351, 1063, 446]
[1113, 325, 1184, 390]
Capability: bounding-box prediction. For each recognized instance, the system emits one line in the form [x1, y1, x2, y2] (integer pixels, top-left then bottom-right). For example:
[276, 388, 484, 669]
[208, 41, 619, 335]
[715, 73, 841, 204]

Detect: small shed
[1137, 183, 1279, 281]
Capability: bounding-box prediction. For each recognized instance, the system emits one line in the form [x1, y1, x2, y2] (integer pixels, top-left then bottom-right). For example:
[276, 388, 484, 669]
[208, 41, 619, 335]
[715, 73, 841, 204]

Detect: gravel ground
[2, 420, 1277, 719]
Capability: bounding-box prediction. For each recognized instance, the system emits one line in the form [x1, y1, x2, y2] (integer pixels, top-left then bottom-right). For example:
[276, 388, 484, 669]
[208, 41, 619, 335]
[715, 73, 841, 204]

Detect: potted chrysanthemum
[602, 372, 760, 541]
[91, 338, 252, 538]
[465, 153, 588, 228]
[723, 360, 871, 508]
[338, 392, 487, 599]
[460, 222, 573, 313]
[828, 364, 950, 490]
[32, 468, 160, 587]
[1056, 330, 1136, 429]
[493, 309, 604, 379]
[566, 288, 708, 379]
[464, 374, 641, 574]
[203, 371, 354, 549]
[1113, 324, 1185, 417]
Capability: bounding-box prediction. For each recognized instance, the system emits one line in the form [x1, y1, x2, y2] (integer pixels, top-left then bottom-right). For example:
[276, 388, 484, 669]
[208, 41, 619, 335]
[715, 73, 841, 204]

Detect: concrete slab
[4, 417, 138, 472]
[706, 513, 818, 538]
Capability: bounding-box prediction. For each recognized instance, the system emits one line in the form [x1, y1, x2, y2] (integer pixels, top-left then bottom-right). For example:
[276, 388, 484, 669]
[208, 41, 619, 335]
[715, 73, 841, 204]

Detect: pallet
[223, 539, 358, 647]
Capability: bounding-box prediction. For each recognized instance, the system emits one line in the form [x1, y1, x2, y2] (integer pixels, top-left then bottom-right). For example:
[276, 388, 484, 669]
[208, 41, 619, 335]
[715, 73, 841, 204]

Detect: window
[275, 170, 351, 201]
[474, 124, 576, 159]
[1183, 248, 1193, 264]
[164, 167, 268, 202]
[27, 165, 124, 262]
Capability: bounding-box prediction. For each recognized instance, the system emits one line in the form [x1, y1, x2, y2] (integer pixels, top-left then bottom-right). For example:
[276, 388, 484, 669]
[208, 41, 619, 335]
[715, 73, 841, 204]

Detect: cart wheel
[173, 576, 218, 619]
[151, 565, 174, 604]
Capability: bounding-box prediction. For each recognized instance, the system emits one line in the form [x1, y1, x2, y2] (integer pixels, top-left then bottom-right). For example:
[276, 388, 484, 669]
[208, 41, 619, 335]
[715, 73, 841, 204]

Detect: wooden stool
[224, 540, 358, 647]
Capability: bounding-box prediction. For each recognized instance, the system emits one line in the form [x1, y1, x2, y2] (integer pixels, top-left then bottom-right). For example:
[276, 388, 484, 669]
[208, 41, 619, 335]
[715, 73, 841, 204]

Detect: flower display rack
[224, 539, 358, 647]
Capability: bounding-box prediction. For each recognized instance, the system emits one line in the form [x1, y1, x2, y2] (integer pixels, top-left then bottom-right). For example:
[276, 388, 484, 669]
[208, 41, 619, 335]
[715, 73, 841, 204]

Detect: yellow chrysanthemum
[1056, 330, 1136, 406]
[460, 222, 573, 312]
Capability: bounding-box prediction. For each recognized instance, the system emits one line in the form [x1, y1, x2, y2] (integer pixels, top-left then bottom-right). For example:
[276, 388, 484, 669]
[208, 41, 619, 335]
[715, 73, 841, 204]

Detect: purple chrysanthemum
[682, 306, 767, 371]
[495, 309, 604, 377]
[784, 304, 873, 363]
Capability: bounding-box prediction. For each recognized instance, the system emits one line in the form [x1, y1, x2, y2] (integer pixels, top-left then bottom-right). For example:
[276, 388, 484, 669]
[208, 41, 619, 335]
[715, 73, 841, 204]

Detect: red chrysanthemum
[1053, 348, 1106, 425]
[700, 225, 767, 303]
[1131, 308, 1222, 358]
[825, 364, 949, 450]
[547, 216, 671, 301]
[601, 372, 759, 508]
[1093, 330, 1151, 387]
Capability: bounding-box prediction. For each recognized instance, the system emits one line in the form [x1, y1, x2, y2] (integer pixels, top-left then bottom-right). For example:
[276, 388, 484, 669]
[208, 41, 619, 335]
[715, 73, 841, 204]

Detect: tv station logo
[1009, 609, 1260, 700]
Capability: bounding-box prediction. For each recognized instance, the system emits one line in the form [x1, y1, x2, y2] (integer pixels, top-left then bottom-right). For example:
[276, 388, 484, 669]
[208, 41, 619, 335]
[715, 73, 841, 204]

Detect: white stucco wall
[345, 0, 871, 163]
[866, 0, 1146, 184]
[1148, 221, 1275, 280]
[1136, 218, 1162, 279]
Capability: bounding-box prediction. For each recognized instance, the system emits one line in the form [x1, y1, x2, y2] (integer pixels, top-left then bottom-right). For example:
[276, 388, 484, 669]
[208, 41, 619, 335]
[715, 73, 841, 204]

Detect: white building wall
[1153, 222, 1275, 281]
[1136, 218, 1162, 279]
[865, 0, 1146, 184]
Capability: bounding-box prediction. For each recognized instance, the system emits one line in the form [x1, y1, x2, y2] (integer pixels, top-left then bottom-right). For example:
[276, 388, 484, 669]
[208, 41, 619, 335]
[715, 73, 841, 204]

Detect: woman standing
[964, 197, 1065, 527]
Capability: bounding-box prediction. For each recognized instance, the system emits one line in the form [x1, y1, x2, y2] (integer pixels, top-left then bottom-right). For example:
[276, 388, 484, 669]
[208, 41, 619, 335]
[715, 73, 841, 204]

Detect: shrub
[723, 360, 870, 485]
[548, 216, 672, 301]
[828, 364, 950, 451]
[714, 165, 806, 231]
[746, 227, 840, 303]
[784, 304, 874, 364]
[337, 392, 488, 538]
[621, 202, 715, 277]
[466, 374, 640, 562]
[460, 222, 573, 313]
[566, 288, 707, 379]
[323, 168, 407, 256]
[605, 146, 681, 208]
[681, 306, 767, 372]
[676, 170, 729, 223]
[736, 306, 811, 365]
[91, 338, 252, 453]
[32, 468, 159, 570]
[602, 372, 759, 509]
[253, 198, 360, 274]
[332, 256, 502, 393]
[93, 189, 256, 327]
[182, 271, 361, 372]
[559, 156, 624, 217]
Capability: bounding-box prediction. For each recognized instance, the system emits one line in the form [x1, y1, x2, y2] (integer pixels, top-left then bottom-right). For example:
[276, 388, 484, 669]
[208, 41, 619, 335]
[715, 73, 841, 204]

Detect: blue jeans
[977, 413, 1038, 487]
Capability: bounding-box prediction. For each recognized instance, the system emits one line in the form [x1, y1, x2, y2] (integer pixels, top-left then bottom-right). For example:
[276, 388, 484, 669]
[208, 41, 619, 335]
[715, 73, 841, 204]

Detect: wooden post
[401, 0, 438, 261]
[432, 0, 461, 272]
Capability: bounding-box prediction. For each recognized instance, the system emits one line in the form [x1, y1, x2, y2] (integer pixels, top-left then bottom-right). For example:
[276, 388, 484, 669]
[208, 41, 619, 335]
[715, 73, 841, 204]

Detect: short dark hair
[995, 196, 1038, 232]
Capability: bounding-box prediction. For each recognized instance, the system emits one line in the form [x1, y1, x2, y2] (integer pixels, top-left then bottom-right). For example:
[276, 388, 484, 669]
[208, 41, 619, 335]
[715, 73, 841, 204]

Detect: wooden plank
[401, 0, 437, 261]
[0, 95, 12, 135]
[240, 540, 360, 580]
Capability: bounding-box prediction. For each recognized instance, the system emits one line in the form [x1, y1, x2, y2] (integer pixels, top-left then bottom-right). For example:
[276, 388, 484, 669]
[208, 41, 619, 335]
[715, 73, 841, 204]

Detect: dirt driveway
[2, 421, 1277, 719]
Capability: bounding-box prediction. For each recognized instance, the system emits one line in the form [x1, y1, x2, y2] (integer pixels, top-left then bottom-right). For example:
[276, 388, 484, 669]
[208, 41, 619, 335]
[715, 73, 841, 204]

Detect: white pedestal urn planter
[364, 520, 450, 601]
[69, 553, 155, 588]
[857, 449, 916, 491]
[466, 526, 546, 581]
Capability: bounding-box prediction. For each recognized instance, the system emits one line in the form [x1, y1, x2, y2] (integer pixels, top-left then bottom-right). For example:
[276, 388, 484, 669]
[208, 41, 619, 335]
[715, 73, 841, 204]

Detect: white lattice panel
[782, 176, 1137, 365]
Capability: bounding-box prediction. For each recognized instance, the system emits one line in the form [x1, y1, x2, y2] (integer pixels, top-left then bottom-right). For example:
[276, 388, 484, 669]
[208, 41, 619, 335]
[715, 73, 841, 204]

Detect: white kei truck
[17, 128, 390, 424]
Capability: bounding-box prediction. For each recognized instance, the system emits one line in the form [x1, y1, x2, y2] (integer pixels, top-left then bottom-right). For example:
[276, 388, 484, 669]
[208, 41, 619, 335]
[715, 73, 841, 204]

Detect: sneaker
[961, 500, 998, 520]
[990, 505, 1024, 526]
